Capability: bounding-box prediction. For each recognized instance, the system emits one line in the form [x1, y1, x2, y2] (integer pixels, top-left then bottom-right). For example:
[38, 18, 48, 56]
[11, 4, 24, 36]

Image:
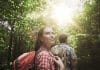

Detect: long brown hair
[34, 27, 45, 51]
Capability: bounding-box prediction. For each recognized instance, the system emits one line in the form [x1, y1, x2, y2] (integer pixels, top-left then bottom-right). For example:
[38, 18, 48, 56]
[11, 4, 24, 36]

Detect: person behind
[34, 26, 64, 70]
[51, 34, 77, 70]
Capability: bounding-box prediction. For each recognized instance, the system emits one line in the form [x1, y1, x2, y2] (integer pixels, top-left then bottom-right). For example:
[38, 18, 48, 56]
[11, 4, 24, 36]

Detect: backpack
[51, 44, 72, 70]
[13, 51, 35, 70]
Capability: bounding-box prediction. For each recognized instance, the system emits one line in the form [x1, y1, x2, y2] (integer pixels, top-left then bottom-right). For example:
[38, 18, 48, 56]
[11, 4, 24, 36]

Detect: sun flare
[26, 0, 83, 28]
[50, 3, 74, 27]
[48, 0, 83, 27]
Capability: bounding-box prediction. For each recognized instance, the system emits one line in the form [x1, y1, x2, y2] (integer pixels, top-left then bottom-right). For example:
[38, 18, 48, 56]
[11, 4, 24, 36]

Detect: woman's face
[41, 27, 55, 48]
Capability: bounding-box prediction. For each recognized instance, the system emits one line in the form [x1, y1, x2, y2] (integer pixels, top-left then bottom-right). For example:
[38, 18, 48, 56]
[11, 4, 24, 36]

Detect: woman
[34, 26, 64, 70]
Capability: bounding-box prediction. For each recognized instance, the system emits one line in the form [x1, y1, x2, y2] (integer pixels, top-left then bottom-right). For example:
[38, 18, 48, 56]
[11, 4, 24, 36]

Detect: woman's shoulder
[36, 50, 50, 58]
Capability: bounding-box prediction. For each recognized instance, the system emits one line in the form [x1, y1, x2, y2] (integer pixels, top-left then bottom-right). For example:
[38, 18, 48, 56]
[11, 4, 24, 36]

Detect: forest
[0, 0, 100, 70]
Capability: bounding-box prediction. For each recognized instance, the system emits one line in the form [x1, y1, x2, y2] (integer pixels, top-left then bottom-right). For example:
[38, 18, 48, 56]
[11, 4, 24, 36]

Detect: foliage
[0, 0, 47, 69]
[0, 0, 100, 70]
[67, 0, 100, 70]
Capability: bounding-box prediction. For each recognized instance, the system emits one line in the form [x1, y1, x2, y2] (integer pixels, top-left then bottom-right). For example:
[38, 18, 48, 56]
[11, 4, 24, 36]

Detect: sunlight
[48, 0, 83, 27]
[26, 0, 83, 28]
[50, 3, 74, 27]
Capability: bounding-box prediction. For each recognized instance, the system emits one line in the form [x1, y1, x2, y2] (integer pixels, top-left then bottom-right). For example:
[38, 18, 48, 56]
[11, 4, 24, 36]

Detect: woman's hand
[53, 56, 65, 70]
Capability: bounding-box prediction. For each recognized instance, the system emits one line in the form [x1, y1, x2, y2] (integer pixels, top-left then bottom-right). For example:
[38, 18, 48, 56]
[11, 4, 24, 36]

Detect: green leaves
[0, 0, 47, 69]
[67, 0, 100, 69]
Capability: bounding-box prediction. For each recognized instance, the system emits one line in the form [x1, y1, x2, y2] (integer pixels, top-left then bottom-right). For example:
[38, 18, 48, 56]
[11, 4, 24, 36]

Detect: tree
[0, 0, 47, 69]
[67, 0, 100, 70]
